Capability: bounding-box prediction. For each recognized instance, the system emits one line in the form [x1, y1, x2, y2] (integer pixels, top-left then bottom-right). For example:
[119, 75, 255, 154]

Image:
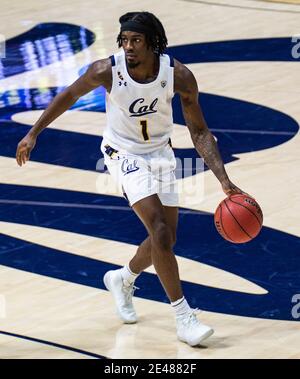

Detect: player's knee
[151, 222, 173, 252]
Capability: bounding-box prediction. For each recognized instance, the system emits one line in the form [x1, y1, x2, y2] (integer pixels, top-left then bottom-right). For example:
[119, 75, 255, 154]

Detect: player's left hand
[221, 179, 248, 197]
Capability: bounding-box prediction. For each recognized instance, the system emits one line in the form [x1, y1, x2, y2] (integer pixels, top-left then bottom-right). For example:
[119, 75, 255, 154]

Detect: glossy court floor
[0, 0, 300, 358]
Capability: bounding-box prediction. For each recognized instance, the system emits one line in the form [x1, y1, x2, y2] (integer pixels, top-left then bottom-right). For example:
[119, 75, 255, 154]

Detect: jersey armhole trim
[110, 55, 116, 67]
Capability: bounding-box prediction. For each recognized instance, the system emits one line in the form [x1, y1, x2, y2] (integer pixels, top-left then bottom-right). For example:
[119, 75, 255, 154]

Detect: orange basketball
[214, 194, 263, 243]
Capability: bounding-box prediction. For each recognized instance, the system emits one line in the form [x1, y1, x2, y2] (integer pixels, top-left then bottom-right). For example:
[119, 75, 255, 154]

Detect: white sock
[120, 265, 139, 287]
[171, 296, 191, 318]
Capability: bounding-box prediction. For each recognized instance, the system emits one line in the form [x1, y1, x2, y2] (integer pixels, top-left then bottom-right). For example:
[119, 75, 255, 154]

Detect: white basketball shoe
[103, 270, 138, 324]
[176, 309, 214, 346]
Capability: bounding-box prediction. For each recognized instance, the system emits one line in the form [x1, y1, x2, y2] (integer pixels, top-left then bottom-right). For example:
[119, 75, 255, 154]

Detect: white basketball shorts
[100, 139, 179, 207]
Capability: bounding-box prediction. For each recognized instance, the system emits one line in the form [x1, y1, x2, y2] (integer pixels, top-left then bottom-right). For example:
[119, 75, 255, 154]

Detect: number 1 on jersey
[140, 120, 149, 141]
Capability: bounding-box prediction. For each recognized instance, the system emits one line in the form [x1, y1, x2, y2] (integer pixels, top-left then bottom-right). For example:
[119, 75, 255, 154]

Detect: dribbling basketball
[214, 194, 263, 243]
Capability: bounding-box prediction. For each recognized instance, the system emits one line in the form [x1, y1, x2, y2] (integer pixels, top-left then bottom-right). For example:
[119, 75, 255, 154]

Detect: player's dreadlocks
[117, 11, 168, 55]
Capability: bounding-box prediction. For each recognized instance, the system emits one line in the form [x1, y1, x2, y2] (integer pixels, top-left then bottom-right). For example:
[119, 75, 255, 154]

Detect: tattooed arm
[174, 59, 244, 196]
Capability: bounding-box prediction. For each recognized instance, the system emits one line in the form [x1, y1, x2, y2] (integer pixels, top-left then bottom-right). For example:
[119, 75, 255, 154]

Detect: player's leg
[132, 195, 213, 346]
[132, 196, 182, 301]
[128, 205, 178, 274]
[103, 198, 179, 323]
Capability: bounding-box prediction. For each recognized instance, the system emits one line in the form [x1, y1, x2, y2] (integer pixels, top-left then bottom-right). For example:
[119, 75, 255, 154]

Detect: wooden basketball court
[0, 0, 300, 358]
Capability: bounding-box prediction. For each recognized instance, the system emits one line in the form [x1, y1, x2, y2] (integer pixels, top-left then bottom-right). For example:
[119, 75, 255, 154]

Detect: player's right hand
[16, 133, 37, 166]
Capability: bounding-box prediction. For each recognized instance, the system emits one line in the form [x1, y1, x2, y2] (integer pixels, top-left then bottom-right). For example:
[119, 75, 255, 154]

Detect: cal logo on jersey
[129, 98, 158, 117]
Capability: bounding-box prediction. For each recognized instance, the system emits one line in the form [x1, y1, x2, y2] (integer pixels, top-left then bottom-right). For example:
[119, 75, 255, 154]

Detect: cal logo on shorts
[121, 159, 140, 175]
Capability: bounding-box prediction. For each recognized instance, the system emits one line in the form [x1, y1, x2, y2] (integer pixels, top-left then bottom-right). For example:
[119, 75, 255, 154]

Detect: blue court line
[0, 330, 107, 359]
[0, 200, 209, 215]
[209, 128, 296, 136]
[167, 38, 300, 63]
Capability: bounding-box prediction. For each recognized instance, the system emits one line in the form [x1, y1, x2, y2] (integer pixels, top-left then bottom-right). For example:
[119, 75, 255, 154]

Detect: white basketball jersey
[103, 50, 174, 154]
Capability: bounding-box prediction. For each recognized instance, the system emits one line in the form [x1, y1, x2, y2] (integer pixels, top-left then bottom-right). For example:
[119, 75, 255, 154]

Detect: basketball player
[16, 11, 246, 347]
